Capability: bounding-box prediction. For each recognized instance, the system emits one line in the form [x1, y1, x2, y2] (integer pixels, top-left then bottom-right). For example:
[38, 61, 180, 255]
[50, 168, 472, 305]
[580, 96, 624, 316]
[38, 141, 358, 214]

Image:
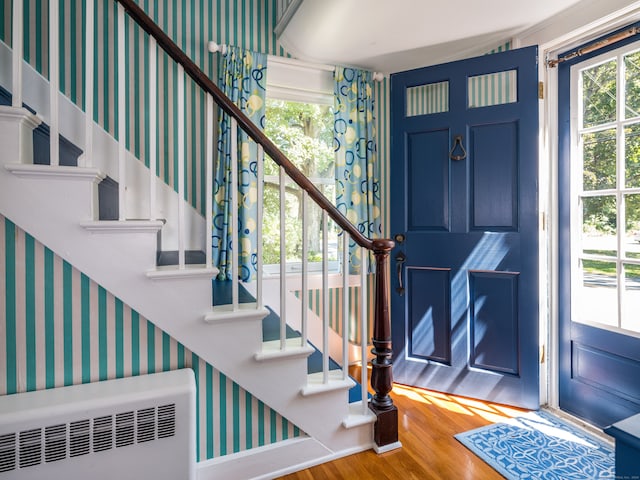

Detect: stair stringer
[0, 109, 374, 457]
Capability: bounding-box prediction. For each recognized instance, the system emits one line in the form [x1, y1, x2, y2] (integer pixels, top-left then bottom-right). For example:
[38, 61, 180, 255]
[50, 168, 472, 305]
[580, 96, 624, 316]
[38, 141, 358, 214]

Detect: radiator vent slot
[44, 424, 66, 463]
[1, 403, 176, 473]
[137, 407, 155, 443]
[0, 433, 16, 472]
[69, 419, 90, 458]
[158, 404, 176, 439]
[93, 415, 113, 452]
[115, 412, 134, 448]
[19, 429, 41, 468]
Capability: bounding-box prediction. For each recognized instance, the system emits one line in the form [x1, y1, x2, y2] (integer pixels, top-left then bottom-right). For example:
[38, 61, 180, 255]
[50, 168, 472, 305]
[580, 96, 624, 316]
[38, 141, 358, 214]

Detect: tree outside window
[262, 99, 338, 267]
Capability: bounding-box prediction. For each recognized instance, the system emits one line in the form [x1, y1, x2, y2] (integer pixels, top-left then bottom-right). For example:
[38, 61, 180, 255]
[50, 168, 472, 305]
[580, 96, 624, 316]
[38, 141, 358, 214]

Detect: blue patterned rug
[455, 410, 615, 479]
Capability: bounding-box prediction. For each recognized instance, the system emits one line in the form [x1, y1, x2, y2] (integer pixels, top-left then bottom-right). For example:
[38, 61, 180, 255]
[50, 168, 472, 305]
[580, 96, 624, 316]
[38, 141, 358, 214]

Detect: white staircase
[0, 13, 377, 477]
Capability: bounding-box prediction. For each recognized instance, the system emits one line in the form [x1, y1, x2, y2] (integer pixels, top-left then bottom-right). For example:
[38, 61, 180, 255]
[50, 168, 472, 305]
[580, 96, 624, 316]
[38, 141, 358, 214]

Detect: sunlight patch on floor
[391, 383, 525, 421]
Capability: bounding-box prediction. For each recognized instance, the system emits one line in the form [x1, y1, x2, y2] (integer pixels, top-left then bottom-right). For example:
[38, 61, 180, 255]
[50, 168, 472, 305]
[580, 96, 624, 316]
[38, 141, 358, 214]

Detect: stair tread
[6, 163, 105, 181]
[147, 265, 219, 280]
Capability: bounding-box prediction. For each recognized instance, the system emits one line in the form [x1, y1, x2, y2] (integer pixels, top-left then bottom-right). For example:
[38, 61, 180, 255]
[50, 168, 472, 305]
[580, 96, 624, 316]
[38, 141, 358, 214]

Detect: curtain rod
[547, 26, 640, 68]
[207, 42, 385, 81]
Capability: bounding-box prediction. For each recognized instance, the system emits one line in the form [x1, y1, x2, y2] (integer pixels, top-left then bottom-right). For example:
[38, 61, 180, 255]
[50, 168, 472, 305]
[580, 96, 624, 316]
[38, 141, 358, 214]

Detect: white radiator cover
[0, 369, 196, 480]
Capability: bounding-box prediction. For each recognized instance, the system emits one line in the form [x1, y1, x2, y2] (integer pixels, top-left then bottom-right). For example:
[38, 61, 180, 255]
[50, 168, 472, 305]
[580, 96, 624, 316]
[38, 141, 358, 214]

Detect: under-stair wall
[0, 213, 303, 463]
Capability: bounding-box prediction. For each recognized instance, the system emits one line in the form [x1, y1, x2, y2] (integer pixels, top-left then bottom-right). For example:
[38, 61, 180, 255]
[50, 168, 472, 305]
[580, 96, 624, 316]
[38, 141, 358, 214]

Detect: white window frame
[569, 39, 640, 337]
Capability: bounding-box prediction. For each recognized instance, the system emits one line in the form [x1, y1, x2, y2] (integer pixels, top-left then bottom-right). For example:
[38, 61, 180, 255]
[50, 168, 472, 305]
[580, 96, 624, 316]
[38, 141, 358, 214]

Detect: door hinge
[538, 82, 544, 99]
[539, 344, 545, 364]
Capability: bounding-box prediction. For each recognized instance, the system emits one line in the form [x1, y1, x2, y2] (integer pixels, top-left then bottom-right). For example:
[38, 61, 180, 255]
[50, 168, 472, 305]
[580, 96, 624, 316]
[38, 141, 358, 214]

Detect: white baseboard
[196, 437, 374, 480]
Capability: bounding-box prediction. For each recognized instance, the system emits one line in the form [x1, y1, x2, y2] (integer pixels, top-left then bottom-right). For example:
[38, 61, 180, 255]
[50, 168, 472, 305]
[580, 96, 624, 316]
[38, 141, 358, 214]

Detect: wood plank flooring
[278, 366, 526, 480]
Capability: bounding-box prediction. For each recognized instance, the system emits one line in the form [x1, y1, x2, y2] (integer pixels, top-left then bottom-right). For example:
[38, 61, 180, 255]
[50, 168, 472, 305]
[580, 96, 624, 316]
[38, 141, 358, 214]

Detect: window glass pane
[582, 195, 617, 256]
[406, 81, 449, 116]
[625, 123, 640, 187]
[264, 98, 336, 267]
[625, 193, 640, 259]
[574, 259, 618, 327]
[467, 70, 517, 108]
[625, 50, 640, 119]
[581, 59, 616, 128]
[623, 263, 640, 333]
[265, 99, 334, 177]
[583, 128, 616, 190]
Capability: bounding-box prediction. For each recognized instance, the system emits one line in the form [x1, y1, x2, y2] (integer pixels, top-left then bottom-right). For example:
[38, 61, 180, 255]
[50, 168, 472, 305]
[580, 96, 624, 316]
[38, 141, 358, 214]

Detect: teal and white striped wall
[0, 214, 302, 462]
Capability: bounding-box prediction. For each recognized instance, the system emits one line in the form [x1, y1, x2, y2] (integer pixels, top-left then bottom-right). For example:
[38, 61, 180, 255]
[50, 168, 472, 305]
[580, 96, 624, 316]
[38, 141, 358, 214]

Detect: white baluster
[177, 64, 185, 268]
[301, 191, 308, 346]
[256, 144, 264, 307]
[205, 93, 213, 268]
[279, 166, 286, 349]
[149, 37, 157, 220]
[82, 0, 94, 167]
[322, 210, 329, 384]
[49, 0, 60, 166]
[360, 246, 368, 414]
[11, 0, 23, 108]
[231, 118, 239, 308]
[117, 3, 126, 218]
[342, 231, 349, 380]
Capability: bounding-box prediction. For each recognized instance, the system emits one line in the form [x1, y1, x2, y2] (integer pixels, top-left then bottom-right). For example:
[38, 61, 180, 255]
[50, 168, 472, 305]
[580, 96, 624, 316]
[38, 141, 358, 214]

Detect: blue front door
[558, 27, 640, 428]
[390, 47, 539, 409]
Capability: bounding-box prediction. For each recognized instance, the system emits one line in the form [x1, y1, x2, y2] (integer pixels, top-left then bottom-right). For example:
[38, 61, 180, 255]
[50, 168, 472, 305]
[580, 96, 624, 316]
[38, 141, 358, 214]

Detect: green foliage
[262, 99, 336, 264]
[580, 54, 640, 235]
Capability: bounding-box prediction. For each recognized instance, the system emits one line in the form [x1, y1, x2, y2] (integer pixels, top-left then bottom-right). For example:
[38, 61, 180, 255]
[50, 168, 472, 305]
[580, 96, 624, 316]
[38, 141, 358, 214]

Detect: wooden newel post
[369, 238, 399, 451]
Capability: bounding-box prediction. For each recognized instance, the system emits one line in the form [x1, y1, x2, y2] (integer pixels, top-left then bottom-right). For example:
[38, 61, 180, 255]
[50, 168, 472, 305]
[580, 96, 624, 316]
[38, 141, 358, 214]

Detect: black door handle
[396, 252, 406, 296]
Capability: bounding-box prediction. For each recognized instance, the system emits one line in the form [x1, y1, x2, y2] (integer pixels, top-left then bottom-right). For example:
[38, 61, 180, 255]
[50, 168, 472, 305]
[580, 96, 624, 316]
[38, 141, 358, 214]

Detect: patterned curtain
[213, 47, 267, 281]
[333, 67, 381, 273]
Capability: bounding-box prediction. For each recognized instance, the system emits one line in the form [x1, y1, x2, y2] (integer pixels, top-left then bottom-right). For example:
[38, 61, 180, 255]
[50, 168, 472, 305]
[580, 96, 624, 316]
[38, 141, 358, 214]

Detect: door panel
[470, 122, 517, 230]
[390, 46, 539, 409]
[408, 130, 450, 231]
[469, 271, 519, 375]
[407, 267, 451, 364]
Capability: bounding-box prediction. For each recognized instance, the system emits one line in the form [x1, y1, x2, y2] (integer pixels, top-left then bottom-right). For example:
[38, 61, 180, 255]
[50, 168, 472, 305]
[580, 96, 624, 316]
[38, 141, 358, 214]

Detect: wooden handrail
[116, 0, 373, 251]
[115, 0, 398, 450]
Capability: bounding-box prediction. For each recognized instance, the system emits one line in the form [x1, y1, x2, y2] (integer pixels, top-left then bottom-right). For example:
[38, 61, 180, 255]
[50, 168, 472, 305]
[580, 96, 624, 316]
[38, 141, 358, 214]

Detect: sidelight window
[571, 44, 640, 333]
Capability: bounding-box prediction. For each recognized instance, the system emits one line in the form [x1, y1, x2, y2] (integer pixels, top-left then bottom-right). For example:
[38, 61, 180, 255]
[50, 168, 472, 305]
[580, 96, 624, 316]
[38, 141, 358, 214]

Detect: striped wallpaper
[294, 274, 376, 346]
[406, 80, 449, 117]
[0, 214, 302, 462]
[468, 70, 517, 108]
[405, 41, 513, 117]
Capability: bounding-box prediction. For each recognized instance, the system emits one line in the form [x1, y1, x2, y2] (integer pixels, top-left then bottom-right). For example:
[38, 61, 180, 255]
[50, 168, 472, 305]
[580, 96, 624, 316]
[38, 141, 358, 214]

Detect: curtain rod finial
[372, 72, 385, 82]
[208, 41, 227, 55]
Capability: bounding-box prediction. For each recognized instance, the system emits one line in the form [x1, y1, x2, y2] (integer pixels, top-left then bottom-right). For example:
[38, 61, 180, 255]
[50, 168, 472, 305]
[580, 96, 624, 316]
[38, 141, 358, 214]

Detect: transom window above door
[570, 43, 640, 334]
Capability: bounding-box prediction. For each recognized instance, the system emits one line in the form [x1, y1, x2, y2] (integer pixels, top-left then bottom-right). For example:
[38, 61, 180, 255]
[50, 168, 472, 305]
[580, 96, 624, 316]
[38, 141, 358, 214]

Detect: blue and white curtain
[213, 47, 267, 281]
[333, 67, 381, 273]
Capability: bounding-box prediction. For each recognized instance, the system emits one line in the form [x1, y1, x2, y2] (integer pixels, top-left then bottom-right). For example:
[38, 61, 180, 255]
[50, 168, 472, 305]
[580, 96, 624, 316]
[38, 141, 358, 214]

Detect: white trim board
[196, 437, 373, 480]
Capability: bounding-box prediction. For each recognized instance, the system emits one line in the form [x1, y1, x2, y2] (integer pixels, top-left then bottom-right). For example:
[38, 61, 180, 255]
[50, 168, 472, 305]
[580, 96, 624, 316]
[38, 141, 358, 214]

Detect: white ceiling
[277, 0, 588, 73]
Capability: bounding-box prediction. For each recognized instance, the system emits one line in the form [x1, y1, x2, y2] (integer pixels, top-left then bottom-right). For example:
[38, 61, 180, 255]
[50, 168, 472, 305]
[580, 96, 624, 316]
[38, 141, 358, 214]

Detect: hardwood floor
[278, 366, 526, 480]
